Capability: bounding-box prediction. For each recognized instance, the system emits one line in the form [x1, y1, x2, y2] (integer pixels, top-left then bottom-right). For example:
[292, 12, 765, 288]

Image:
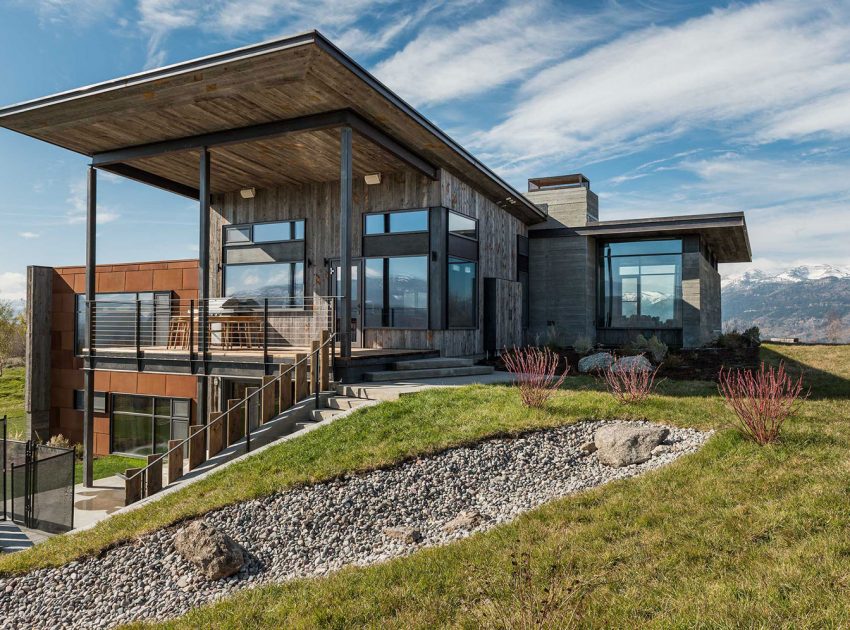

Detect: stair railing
[120, 331, 337, 506]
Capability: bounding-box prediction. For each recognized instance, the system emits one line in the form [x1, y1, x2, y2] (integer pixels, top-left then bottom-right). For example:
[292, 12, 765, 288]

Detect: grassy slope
[74, 455, 146, 486]
[132, 344, 850, 629]
[0, 362, 723, 576]
[0, 366, 26, 437]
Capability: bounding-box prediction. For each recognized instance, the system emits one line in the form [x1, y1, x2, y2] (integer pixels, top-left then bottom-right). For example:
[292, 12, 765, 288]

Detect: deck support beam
[82, 166, 96, 488]
[197, 148, 210, 427]
[339, 126, 353, 359]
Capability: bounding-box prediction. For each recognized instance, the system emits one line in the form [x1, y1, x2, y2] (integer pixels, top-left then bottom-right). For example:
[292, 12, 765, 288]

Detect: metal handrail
[121, 332, 337, 483]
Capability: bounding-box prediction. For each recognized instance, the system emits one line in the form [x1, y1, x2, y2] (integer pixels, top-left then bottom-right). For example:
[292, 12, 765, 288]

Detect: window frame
[447, 210, 479, 242]
[74, 291, 171, 356]
[224, 219, 306, 246]
[362, 208, 430, 236]
[109, 393, 192, 457]
[363, 254, 430, 330]
[446, 256, 478, 330]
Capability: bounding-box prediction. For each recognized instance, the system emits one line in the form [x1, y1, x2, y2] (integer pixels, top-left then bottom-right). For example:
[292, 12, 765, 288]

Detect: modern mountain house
[0, 32, 750, 485]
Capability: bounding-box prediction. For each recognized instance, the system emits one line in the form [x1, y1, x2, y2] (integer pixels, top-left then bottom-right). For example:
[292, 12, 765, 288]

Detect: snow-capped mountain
[722, 265, 850, 343]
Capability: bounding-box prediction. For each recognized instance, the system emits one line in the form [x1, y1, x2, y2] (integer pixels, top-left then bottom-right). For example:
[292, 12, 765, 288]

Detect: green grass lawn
[3, 344, 850, 627]
[0, 366, 26, 437]
[74, 454, 146, 485]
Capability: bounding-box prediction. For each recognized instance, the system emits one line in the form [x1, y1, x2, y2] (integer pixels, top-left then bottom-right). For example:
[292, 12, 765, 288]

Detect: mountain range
[722, 264, 850, 343]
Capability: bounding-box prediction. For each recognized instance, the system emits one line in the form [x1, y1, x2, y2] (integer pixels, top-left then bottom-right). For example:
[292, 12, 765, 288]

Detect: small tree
[502, 346, 569, 408]
[0, 300, 24, 376]
[717, 361, 807, 445]
[602, 355, 661, 404]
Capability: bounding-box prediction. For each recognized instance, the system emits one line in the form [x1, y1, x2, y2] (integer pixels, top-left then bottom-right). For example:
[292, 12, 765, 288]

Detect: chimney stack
[525, 174, 598, 228]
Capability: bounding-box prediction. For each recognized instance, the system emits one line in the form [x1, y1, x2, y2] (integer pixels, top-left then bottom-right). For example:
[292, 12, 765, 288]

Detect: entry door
[330, 259, 363, 347]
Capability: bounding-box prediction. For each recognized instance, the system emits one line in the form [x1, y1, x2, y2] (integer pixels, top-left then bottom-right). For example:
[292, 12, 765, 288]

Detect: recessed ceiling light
[364, 173, 382, 186]
[240, 187, 256, 199]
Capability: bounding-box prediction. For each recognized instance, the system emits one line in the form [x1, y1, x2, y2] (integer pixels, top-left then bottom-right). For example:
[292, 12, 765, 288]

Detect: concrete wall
[525, 186, 598, 228]
[682, 235, 722, 347]
[25, 266, 52, 441]
[48, 260, 199, 454]
[699, 253, 722, 343]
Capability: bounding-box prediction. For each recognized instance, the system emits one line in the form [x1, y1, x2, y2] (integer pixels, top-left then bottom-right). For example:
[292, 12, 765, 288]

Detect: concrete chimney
[524, 174, 598, 229]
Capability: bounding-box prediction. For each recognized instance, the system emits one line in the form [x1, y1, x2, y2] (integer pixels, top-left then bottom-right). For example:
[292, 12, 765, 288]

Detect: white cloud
[21, 0, 119, 25]
[65, 179, 120, 225]
[478, 1, 850, 170]
[18, 232, 40, 239]
[0, 272, 27, 302]
[373, 0, 638, 107]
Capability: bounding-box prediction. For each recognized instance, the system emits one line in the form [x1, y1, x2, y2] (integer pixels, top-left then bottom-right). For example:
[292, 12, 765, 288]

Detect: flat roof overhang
[0, 31, 545, 224]
[531, 212, 752, 263]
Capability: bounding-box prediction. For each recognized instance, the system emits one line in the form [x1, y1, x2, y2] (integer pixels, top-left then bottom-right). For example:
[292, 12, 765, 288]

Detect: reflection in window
[364, 256, 428, 328]
[111, 394, 190, 456]
[253, 220, 305, 242]
[224, 262, 304, 301]
[364, 210, 428, 235]
[448, 212, 478, 239]
[599, 240, 682, 329]
[448, 258, 476, 328]
[75, 292, 170, 353]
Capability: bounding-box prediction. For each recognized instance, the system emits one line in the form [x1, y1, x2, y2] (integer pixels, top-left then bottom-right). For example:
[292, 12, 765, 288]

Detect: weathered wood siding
[210, 168, 527, 356]
[25, 265, 52, 440]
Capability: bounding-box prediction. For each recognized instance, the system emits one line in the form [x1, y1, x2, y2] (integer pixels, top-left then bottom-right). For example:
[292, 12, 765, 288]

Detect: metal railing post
[134, 299, 142, 370]
[245, 398, 251, 454]
[2, 416, 6, 522]
[313, 345, 320, 409]
[188, 299, 195, 366]
[263, 298, 269, 371]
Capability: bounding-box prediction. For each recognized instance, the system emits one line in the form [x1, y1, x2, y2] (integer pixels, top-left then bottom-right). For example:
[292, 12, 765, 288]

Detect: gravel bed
[0, 420, 710, 629]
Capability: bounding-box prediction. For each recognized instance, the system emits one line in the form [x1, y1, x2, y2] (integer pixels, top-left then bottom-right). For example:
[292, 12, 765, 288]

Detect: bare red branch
[601, 354, 661, 404]
[502, 346, 569, 408]
[717, 361, 807, 445]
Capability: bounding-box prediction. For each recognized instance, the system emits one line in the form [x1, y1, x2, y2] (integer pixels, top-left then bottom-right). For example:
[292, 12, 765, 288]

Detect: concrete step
[293, 420, 317, 432]
[393, 357, 474, 370]
[310, 408, 345, 422]
[325, 396, 372, 410]
[363, 365, 494, 382]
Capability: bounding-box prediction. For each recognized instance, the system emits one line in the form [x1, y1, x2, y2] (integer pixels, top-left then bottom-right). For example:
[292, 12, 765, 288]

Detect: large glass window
[448, 258, 477, 328]
[75, 292, 170, 353]
[224, 262, 304, 300]
[448, 212, 478, 239]
[599, 239, 682, 329]
[226, 220, 304, 244]
[111, 394, 190, 456]
[364, 256, 428, 328]
[364, 210, 428, 235]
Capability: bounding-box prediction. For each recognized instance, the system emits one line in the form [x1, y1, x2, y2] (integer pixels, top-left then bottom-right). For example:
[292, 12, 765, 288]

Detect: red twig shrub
[717, 361, 807, 445]
[602, 355, 661, 404]
[502, 346, 569, 408]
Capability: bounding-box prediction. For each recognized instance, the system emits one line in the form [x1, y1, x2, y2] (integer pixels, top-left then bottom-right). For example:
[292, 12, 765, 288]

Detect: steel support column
[339, 127, 353, 358]
[83, 166, 96, 488]
[197, 148, 210, 425]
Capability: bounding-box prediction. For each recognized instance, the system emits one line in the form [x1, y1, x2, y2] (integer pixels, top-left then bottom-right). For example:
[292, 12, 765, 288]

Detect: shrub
[573, 334, 594, 355]
[717, 361, 806, 445]
[543, 324, 564, 351]
[646, 335, 668, 363]
[502, 346, 569, 408]
[46, 433, 71, 449]
[602, 355, 661, 404]
[715, 326, 761, 349]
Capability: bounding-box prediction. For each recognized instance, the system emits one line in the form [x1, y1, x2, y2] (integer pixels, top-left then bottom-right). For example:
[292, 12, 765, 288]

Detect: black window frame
[74, 291, 172, 356]
[446, 256, 478, 329]
[363, 208, 430, 236]
[363, 254, 430, 330]
[73, 389, 107, 413]
[448, 210, 479, 241]
[224, 219, 306, 245]
[109, 393, 192, 457]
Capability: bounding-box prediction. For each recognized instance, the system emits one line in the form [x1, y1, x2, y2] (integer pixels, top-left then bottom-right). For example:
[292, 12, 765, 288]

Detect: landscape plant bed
[0, 421, 709, 629]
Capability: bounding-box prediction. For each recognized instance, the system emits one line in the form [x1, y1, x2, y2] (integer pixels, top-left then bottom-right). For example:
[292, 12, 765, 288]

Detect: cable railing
[85, 295, 338, 363]
[120, 331, 337, 506]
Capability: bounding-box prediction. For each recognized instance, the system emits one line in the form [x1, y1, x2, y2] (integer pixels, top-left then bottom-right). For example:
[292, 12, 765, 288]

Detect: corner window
[448, 212, 478, 239]
[448, 258, 477, 328]
[599, 239, 683, 329]
[364, 209, 428, 235]
[111, 394, 191, 456]
[364, 256, 428, 328]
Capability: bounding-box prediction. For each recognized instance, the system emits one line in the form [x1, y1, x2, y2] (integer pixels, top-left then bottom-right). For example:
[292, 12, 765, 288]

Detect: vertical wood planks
[310, 339, 320, 393]
[167, 440, 184, 484]
[227, 398, 243, 445]
[208, 411, 224, 457]
[188, 425, 205, 470]
[124, 468, 142, 506]
[320, 329, 330, 391]
[261, 376, 275, 423]
[294, 353, 307, 401]
[279, 365, 293, 412]
[145, 454, 163, 497]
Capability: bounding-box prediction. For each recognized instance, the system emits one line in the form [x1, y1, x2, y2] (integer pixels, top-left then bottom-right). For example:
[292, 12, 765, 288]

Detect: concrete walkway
[338, 369, 515, 401]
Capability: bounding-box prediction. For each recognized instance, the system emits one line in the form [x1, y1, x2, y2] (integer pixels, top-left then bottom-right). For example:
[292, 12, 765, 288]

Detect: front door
[330, 259, 363, 347]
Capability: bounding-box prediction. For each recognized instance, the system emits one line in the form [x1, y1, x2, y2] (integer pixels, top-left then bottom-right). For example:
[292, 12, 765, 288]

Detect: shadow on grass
[761, 345, 850, 400]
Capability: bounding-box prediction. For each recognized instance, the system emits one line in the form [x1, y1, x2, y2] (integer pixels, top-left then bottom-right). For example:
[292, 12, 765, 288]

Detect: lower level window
[111, 394, 191, 456]
[364, 256, 428, 328]
[448, 257, 477, 328]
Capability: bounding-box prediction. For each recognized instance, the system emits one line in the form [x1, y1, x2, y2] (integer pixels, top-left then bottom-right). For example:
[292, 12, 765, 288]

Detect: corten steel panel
[165, 375, 199, 399]
[108, 371, 138, 392]
[182, 268, 198, 290]
[94, 432, 109, 456]
[93, 416, 110, 434]
[124, 270, 154, 292]
[93, 371, 111, 389]
[137, 372, 167, 395]
[152, 268, 183, 290]
[97, 271, 126, 293]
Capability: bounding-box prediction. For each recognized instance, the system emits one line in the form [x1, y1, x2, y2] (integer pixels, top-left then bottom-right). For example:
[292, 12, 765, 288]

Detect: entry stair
[361, 357, 494, 382]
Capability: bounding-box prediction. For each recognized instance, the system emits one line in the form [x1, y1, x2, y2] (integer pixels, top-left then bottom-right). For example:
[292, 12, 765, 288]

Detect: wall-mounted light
[364, 172, 382, 186]
[240, 187, 256, 199]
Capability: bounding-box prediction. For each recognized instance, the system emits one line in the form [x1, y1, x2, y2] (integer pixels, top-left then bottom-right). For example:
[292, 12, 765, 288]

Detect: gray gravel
[0, 420, 710, 629]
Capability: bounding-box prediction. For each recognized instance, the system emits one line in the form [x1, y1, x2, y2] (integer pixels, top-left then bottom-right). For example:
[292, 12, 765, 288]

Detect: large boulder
[174, 521, 244, 580]
[612, 354, 653, 373]
[578, 352, 614, 373]
[593, 424, 669, 467]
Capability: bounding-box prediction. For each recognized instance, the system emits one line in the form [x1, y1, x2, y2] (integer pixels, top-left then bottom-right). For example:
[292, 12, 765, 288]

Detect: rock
[579, 440, 597, 455]
[173, 521, 244, 580]
[442, 511, 482, 532]
[611, 355, 653, 373]
[594, 424, 670, 467]
[651, 444, 672, 456]
[578, 352, 614, 373]
[382, 526, 423, 543]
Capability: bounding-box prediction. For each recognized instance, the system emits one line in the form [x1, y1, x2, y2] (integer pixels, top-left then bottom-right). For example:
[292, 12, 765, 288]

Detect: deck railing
[120, 331, 336, 506]
[85, 295, 338, 362]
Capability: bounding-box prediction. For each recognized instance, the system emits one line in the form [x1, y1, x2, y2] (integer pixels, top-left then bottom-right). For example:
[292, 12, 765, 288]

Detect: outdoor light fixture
[240, 187, 256, 199]
[364, 172, 382, 185]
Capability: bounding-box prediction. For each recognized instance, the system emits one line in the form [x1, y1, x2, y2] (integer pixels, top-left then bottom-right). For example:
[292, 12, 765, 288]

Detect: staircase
[362, 357, 494, 382]
[301, 393, 373, 425]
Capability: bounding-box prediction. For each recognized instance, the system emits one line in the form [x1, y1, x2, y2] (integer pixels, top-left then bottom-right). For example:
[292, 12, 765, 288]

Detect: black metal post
[263, 298, 269, 371]
[188, 299, 195, 366]
[330, 298, 337, 380]
[313, 347, 320, 410]
[134, 299, 142, 371]
[83, 165, 96, 488]
[197, 148, 210, 428]
[339, 126, 353, 358]
[2, 416, 6, 521]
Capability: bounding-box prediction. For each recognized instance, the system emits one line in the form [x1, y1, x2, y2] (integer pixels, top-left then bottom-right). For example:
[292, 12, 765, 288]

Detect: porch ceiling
[0, 31, 546, 223]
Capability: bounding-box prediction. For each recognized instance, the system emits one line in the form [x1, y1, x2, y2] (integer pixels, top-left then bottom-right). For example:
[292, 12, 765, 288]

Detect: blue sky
[1, 0, 849, 300]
